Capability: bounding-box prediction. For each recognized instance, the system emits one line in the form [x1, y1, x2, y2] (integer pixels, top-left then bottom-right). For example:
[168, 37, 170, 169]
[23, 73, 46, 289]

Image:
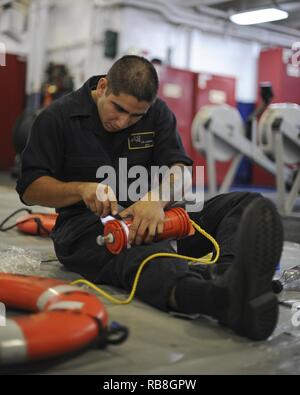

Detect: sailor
[17, 55, 283, 341]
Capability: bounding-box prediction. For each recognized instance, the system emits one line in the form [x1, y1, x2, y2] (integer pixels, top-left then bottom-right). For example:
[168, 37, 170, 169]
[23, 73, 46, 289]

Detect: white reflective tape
[101, 216, 115, 225]
[0, 320, 27, 365]
[47, 301, 84, 312]
[102, 216, 131, 250]
[36, 285, 84, 311]
[119, 220, 131, 250]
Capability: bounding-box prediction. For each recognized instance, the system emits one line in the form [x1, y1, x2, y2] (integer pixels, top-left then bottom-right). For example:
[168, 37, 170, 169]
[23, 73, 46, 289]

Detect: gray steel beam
[183, 0, 234, 7]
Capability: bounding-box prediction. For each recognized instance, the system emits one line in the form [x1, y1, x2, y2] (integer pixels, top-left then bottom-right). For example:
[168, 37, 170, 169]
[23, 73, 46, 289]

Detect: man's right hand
[78, 183, 118, 217]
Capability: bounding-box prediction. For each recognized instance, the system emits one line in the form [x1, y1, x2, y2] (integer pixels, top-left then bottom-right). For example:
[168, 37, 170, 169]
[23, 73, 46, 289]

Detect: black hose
[107, 321, 129, 345]
[0, 209, 51, 236]
[0, 208, 32, 232]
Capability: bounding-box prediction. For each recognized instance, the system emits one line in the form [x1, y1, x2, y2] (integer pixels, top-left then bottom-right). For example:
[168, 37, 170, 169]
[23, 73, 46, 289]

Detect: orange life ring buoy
[0, 209, 58, 237]
[16, 213, 58, 236]
[0, 274, 110, 366]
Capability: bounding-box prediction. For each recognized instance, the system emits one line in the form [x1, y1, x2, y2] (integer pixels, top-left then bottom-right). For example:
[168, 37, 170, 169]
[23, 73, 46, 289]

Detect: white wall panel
[0, 33, 28, 56]
[46, 2, 123, 88]
[47, 0, 90, 50]
[5, 1, 272, 100]
[120, 7, 261, 102]
[120, 7, 188, 68]
[189, 30, 261, 102]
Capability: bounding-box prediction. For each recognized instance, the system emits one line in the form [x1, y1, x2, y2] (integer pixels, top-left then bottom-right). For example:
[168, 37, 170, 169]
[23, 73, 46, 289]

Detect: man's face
[93, 78, 152, 132]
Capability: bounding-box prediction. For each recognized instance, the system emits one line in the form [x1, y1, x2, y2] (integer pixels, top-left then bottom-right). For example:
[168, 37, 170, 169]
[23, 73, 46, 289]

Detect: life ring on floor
[0, 274, 118, 366]
[16, 213, 58, 236]
[0, 209, 58, 237]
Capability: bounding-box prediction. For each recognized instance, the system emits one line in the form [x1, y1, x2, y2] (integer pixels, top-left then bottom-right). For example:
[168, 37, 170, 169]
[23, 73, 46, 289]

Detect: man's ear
[96, 78, 108, 97]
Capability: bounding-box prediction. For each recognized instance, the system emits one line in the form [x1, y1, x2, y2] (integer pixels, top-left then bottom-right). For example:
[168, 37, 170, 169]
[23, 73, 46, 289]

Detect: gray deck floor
[1, 172, 300, 375]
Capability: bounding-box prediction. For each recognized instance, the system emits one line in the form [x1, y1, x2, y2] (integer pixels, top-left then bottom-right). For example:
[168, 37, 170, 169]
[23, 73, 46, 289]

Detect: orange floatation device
[0, 209, 58, 237]
[16, 212, 58, 236]
[0, 274, 127, 366]
[97, 207, 195, 255]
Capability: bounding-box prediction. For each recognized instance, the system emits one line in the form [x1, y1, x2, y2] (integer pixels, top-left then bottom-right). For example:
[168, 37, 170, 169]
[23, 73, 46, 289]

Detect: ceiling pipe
[196, 4, 300, 36]
[0, 0, 12, 6]
[183, 0, 234, 6]
[95, 0, 300, 47]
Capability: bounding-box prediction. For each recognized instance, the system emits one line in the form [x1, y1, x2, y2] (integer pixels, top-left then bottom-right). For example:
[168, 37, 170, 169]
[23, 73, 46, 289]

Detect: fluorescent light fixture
[230, 8, 289, 25]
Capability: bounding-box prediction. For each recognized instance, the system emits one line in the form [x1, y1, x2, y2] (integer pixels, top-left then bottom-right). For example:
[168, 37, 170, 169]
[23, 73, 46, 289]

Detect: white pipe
[95, 0, 300, 47]
[84, 2, 97, 80]
[46, 38, 104, 54]
[26, 0, 50, 96]
[184, 0, 234, 6]
[197, 5, 300, 37]
[0, 0, 11, 6]
[185, 28, 193, 70]
[196, 5, 230, 19]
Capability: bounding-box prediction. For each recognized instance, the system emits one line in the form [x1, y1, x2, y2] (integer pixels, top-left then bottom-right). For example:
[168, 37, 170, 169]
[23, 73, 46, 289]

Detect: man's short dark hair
[106, 55, 159, 103]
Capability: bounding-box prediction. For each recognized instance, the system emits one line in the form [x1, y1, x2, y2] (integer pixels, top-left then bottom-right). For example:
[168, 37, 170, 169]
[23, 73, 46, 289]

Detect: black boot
[215, 198, 283, 341]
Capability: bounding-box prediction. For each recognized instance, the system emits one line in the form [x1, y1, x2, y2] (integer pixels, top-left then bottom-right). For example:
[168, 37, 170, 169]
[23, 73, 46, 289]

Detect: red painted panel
[254, 47, 300, 187]
[195, 73, 236, 111]
[281, 52, 300, 105]
[192, 73, 237, 186]
[257, 48, 284, 104]
[0, 54, 26, 171]
[157, 65, 197, 159]
[259, 47, 300, 105]
[252, 166, 276, 188]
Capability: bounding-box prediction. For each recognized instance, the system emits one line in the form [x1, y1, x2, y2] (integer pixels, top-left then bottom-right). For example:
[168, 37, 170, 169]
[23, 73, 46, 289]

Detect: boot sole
[232, 198, 283, 341]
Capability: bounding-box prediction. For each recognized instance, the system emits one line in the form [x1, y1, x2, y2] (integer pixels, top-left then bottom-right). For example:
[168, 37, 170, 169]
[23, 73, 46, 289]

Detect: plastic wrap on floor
[271, 241, 300, 344]
[278, 242, 300, 291]
[0, 246, 41, 274]
[280, 242, 300, 272]
[0, 245, 79, 281]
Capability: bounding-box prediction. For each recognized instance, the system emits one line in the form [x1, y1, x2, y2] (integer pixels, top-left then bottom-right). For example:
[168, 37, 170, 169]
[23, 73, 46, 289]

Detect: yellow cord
[70, 219, 220, 305]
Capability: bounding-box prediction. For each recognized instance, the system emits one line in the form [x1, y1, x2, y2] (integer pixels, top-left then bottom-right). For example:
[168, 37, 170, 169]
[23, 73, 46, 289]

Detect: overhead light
[230, 8, 289, 25]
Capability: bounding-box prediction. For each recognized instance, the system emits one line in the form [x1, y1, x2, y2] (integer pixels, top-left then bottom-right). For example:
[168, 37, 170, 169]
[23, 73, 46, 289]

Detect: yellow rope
[70, 219, 220, 305]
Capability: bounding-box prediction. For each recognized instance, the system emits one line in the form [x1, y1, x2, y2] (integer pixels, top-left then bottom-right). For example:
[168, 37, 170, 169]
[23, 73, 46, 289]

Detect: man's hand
[120, 200, 166, 246]
[78, 182, 118, 217]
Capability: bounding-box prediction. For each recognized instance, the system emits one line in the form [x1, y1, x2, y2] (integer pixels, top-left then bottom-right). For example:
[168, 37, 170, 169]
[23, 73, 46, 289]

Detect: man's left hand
[120, 200, 166, 246]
